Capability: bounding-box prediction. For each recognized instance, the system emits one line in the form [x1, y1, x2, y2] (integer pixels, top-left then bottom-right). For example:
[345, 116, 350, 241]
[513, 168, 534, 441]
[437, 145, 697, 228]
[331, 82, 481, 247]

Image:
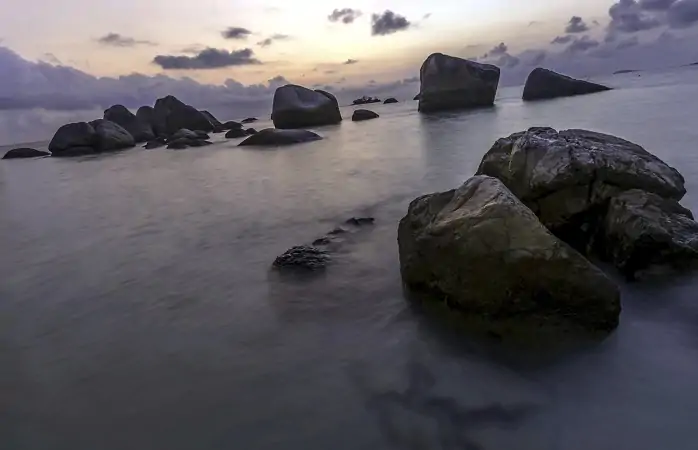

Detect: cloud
[371, 10, 412, 36]
[96, 33, 155, 47]
[152, 48, 261, 69]
[257, 34, 291, 47]
[423, 13, 432, 19]
[551, 35, 574, 44]
[608, 0, 662, 33]
[639, 0, 678, 10]
[344, 58, 359, 65]
[328, 8, 362, 24]
[483, 42, 508, 57]
[180, 44, 206, 54]
[402, 76, 419, 83]
[566, 35, 601, 53]
[496, 53, 521, 68]
[222, 27, 252, 40]
[565, 16, 590, 33]
[667, 0, 698, 27]
[324, 69, 337, 74]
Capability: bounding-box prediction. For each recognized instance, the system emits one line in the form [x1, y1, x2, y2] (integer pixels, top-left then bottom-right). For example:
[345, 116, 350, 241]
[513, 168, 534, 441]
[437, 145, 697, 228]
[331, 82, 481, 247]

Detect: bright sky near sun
[0, 0, 612, 85]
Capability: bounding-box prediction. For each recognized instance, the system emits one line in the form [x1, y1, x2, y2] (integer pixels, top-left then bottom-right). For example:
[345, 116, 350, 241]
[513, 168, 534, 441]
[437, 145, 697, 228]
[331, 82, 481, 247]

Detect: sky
[1, 0, 698, 143]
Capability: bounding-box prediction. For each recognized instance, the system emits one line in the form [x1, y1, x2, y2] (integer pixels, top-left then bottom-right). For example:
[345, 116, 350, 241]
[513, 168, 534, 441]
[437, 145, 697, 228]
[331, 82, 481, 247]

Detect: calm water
[3, 68, 698, 449]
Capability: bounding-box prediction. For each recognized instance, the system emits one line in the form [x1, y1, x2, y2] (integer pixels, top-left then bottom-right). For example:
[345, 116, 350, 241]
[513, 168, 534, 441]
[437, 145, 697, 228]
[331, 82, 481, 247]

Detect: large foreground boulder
[352, 109, 379, 121]
[89, 120, 136, 151]
[152, 95, 214, 136]
[272, 85, 342, 129]
[522, 68, 611, 101]
[601, 190, 698, 277]
[398, 176, 620, 331]
[104, 104, 155, 142]
[477, 128, 685, 233]
[239, 128, 322, 146]
[418, 53, 500, 113]
[3, 148, 50, 159]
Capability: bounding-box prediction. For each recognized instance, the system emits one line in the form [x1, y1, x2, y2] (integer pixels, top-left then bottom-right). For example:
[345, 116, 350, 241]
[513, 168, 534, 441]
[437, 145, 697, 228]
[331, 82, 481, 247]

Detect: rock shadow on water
[348, 358, 538, 449]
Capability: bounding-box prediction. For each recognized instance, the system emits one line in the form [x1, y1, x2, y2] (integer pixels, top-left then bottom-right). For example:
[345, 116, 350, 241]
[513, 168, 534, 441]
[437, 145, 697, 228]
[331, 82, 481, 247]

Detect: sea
[2, 66, 698, 450]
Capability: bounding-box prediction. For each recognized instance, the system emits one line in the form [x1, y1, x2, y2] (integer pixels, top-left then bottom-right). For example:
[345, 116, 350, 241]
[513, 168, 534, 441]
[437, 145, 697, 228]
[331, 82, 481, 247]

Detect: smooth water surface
[2, 68, 698, 449]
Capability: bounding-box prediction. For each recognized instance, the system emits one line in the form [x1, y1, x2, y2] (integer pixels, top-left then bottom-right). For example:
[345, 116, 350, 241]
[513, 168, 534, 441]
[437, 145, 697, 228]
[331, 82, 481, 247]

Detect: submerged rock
[273, 245, 330, 271]
[225, 128, 248, 138]
[398, 175, 621, 331]
[346, 217, 375, 226]
[239, 128, 322, 147]
[241, 117, 257, 124]
[222, 120, 242, 130]
[144, 137, 167, 149]
[522, 68, 611, 101]
[3, 148, 50, 159]
[384, 97, 398, 104]
[352, 109, 379, 122]
[601, 189, 698, 278]
[272, 85, 342, 129]
[353, 96, 381, 105]
[418, 53, 500, 113]
[104, 104, 154, 142]
[246, 128, 257, 135]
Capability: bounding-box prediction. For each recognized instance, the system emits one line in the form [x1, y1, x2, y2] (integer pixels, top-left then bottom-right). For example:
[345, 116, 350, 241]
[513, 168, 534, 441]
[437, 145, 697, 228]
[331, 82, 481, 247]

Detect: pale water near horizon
[2, 67, 698, 449]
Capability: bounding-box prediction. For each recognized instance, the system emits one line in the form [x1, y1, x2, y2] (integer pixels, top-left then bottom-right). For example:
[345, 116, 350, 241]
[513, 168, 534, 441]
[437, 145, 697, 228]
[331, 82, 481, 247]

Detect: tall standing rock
[271, 85, 342, 129]
[152, 95, 214, 136]
[522, 68, 611, 101]
[104, 104, 155, 143]
[418, 53, 500, 113]
[136, 106, 159, 136]
[398, 175, 621, 332]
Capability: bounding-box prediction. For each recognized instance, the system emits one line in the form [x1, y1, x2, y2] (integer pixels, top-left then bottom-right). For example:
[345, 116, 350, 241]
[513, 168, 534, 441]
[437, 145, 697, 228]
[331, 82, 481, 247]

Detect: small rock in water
[242, 117, 258, 124]
[225, 128, 248, 138]
[3, 147, 50, 159]
[222, 120, 242, 130]
[246, 128, 258, 135]
[194, 130, 210, 139]
[171, 129, 199, 140]
[383, 97, 398, 104]
[273, 245, 330, 271]
[346, 217, 375, 226]
[328, 227, 347, 235]
[144, 137, 167, 149]
[352, 109, 379, 122]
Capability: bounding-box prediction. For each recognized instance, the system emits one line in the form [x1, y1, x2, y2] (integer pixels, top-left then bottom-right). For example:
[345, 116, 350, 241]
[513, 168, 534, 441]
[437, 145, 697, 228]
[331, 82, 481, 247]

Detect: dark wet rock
[52, 146, 97, 157]
[384, 97, 398, 104]
[273, 245, 330, 271]
[477, 127, 687, 269]
[225, 128, 248, 138]
[241, 117, 257, 124]
[104, 104, 155, 142]
[600, 189, 698, 278]
[136, 106, 157, 135]
[166, 137, 211, 149]
[153, 95, 214, 136]
[171, 129, 199, 140]
[89, 119, 136, 152]
[144, 137, 167, 149]
[614, 69, 639, 75]
[413, 93, 420, 101]
[346, 217, 375, 226]
[200, 110, 223, 130]
[352, 109, 379, 122]
[398, 175, 621, 331]
[49, 122, 97, 155]
[523, 68, 611, 101]
[353, 96, 381, 105]
[222, 120, 242, 130]
[328, 227, 347, 235]
[312, 237, 332, 246]
[246, 128, 257, 135]
[272, 84, 342, 129]
[418, 53, 500, 113]
[194, 130, 210, 140]
[3, 148, 50, 159]
[239, 128, 322, 147]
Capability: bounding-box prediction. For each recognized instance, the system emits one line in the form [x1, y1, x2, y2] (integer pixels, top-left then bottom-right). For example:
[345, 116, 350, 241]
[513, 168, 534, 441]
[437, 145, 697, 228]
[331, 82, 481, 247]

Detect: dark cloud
[483, 42, 508, 57]
[153, 48, 261, 69]
[257, 34, 291, 47]
[566, 16, 590, 33]
[97, 33, 155, 47]
[344, 58, 359, 65]
[551, 35, 574, 44]
[371, 10, 412, 35]
[328, 8, 362, 24]
[639, 0, 678, 10]
[222, 27, 252, 40]
[496, 53, 520, 68]
[566, 36, 601, 53]
[667, 0, 698, 27]
[608, 0, 662, 33]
